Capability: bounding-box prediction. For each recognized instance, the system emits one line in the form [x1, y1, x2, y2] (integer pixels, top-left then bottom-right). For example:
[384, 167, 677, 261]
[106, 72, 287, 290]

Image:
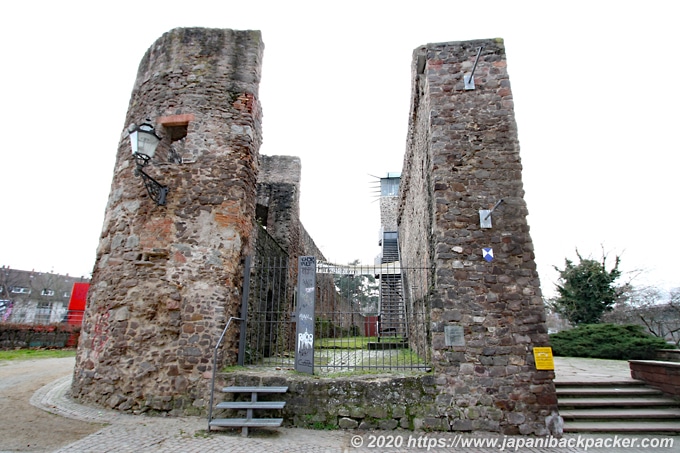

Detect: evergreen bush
[549, 323, 671, 360]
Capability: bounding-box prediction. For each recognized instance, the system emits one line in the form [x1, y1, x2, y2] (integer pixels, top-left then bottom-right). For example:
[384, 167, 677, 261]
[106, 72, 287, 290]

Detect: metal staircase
[209, 386, 288, 436]
[381, 235, 400, 263]
[207, 316, 288, 436]
[377, 233, 407, 344]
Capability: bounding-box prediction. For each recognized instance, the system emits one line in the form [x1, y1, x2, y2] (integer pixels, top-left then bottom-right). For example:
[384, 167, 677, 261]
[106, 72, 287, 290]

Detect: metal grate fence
[242, 258, 432, 373]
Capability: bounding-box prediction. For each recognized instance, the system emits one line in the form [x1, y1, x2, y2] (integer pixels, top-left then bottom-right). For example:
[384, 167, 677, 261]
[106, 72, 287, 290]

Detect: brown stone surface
[630, 360, 680, 396]
[71, 30, 557, 434]
[398, 39, 557, 435]
[72, 28, 265, 415]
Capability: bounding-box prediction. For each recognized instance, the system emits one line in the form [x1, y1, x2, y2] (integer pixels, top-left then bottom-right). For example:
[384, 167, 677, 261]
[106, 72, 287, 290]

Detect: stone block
[507, 412, 525, 425]
[378, 418, 399, 430]
[338, 417, 359, 429]
[349, 406, 366, 418]
[358, 419, 377, 430]
[367, 406, 389, 419]
[450, 419, 473, 431]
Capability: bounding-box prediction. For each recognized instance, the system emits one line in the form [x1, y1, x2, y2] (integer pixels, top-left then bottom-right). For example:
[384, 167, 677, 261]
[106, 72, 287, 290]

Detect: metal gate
[240, 256, 432, 373]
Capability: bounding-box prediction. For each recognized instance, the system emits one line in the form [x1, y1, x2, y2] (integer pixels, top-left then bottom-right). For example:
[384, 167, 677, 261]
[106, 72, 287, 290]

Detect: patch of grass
[395, 347, 426, 363]
[317, 336, 407, 349]
[220, 365, 248, 373]
[317, 336, 373, 349]
[351, 348, 428, 369]
[312, 421, 338, 430]
[0, 348, 77, 361]
[320, 369, 390, 378]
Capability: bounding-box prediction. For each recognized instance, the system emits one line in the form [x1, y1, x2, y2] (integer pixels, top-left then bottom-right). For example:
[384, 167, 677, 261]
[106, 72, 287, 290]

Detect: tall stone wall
[399, 39, 559, 435]
[72, 28, 264, 415]
[255, 154, 325, 262]
[380, 197, 399, 232]
[256, 155, 302, 263]
[300, 224, 325, 260]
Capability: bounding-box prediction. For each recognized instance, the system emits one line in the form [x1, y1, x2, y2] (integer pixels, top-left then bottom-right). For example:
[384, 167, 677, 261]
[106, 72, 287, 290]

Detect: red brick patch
[157, 114, 195, 126]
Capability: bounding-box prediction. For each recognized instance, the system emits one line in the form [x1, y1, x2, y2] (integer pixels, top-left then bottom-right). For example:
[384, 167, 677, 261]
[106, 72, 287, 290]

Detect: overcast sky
[1, 1, 678, 297]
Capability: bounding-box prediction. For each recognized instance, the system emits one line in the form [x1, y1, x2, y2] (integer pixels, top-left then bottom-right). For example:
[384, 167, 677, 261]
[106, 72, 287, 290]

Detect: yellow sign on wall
[533, 347, 555, 370]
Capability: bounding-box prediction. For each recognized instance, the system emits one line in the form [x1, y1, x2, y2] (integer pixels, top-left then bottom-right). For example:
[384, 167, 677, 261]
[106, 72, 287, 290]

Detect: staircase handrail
[208, 316, 243, 430]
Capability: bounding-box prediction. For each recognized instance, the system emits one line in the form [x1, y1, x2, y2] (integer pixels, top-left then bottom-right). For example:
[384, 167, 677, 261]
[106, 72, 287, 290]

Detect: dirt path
[0, 357, 104, 452]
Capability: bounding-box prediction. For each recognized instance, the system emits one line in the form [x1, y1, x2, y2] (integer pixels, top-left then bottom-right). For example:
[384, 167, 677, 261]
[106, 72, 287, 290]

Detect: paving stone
[29, 358, 678, 452]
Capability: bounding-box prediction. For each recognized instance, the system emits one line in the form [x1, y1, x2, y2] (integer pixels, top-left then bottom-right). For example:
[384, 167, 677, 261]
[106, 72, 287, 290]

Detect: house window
[380, 176, 400, 196]
[11, 287, 30, 294]
[41, 289, 55, 296]
[35, 302, 52, 324]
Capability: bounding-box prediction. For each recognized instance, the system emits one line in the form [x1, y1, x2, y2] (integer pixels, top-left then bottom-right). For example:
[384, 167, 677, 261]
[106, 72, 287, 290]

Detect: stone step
[556, 386, 664, 397]
[216, 401, 286, 410]
[209, 418, 284, 428]
[560, 407, 680, 420]
[556, 379, 680, 434]
[564, 421, 680, 433]
[210, 386, 288, 436]
[221, 386, 288, 394]
[554, 379, 646, 387]
[559, 396, 679, 408]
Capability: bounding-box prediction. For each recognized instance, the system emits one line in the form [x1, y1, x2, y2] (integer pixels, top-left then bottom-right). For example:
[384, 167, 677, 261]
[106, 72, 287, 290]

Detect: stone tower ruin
[72, 27, 559, 435]
[72, 28, 265, 413]
[398, 39, 559, 434]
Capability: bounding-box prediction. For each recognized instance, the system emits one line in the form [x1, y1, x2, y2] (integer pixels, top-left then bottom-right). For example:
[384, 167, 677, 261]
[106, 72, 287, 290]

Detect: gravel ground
[0, 357, 103, 452]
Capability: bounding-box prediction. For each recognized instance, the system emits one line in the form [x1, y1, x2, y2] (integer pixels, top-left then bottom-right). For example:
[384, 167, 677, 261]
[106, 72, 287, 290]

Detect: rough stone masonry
[398, 39, 559, 435]
[71, 28, 264, 414]
[71, 27, 559, 435]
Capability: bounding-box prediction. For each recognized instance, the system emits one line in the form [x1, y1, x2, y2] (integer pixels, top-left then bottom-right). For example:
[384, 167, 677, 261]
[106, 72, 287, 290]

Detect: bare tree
[604, 286, 680, 346]
[28, 272, 73, 324]
[0, 268, 76, 324]
[0, 266, 24, 321]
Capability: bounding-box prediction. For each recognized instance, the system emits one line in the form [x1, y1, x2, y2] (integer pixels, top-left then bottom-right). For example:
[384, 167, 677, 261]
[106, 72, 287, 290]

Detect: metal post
[295, 256, 316, 374]
[464, 46, 484, 90]
[207, 316, 242, 431]
[238, 255, 251, 366]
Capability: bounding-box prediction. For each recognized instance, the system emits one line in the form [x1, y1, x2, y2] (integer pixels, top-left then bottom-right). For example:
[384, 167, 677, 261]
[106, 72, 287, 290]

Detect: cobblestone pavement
[27, 359, 678, 453]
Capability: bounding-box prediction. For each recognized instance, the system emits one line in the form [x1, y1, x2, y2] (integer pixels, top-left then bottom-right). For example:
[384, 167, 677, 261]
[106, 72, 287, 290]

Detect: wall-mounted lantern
[129, 121, 169, 206]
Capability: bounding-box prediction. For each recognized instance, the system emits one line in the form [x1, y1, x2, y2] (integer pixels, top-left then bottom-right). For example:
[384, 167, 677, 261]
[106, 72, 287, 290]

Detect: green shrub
[549, 324, 672, 360]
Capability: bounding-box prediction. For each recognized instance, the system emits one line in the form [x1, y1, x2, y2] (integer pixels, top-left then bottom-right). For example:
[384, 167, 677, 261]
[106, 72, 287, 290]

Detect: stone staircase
[557, 380, 680, 433]
[208, 386, 288, 436]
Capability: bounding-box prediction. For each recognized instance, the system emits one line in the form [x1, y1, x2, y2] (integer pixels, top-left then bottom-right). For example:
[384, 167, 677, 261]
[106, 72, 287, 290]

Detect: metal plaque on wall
[444, 325, 466, 347]
[295, 256, 316, 374]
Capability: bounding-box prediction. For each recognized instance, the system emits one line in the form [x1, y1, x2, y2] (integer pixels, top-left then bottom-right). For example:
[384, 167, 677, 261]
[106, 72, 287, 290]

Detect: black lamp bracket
[134, 165, 168, 206]
[133, 152, 168, 206]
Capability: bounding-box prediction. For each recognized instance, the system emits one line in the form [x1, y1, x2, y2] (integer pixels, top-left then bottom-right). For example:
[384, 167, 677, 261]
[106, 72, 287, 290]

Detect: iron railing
[208, 315, 243, 430]
[242, 258, 432, 373]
